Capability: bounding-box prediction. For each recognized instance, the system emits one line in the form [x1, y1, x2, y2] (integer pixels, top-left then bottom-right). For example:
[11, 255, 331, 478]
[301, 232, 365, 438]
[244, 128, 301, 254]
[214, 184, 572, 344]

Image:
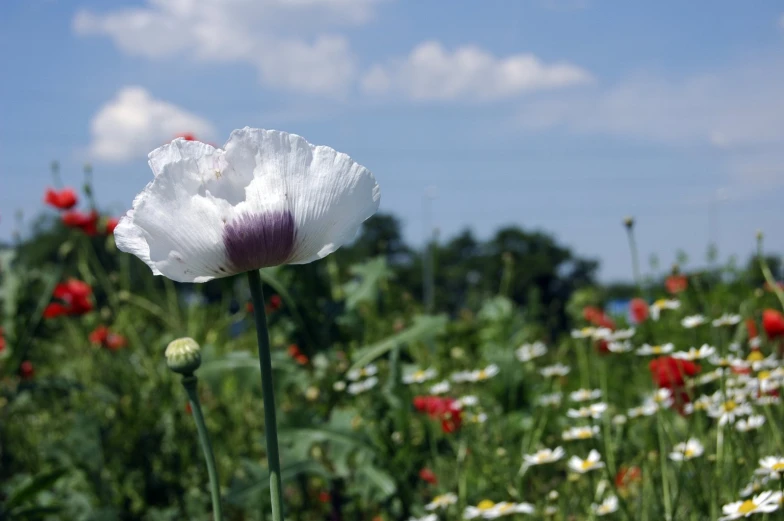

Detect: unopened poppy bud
[756, 230, 763, 241]
[623, 216, 634, 229]
[165, 337, 201, 375]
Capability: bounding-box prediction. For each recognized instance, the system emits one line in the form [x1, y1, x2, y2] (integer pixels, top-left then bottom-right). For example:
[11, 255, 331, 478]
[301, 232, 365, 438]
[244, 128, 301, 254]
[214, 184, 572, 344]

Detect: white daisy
[756, 456, 784, 479]
[409, 515, 438, 521]
[612, 414, 627, 425]
[567, 450, 605, 474]
[696, 368, 725, 386]
[707, 399, 753, 426]
[347, 364, 378, 381]
[453, 364, 500, 383]
[592, 496, 619, 516]
[539, 364, 570, 378]
[429, 380, 451, 394]
[523, 447, 565, 467]
[567, 402, 608, 419]
[571, 327, 596, 339]
[669, 438, 705, 461]
[456, 395, 479, 408]
[115, 129, 380, 282]
[537, 392, 563, 407]
[347, 376, 378, 395]
[650, 299, 680, 320]
[425, 492, 458, 511]
[736, 416, 766, 432]
[713, 313, 742, 327]
[426, 492, 458, 511]
[562, 425, 600, 441]
[608, 328, 636, 341]
[486, 502, 535, 517]
[627, 403, 658, 418]
[515, 341, 547, 362]
[739, 476, 771, 498]
[569, 388, 602, 402]
[607, 340, 634, 353]
[719, 491, 782, 520]
[681, 315, 707, 328]
[636, 343, 674, 356]
[403, 367, 437, 384]
[672, 344, 716, 361]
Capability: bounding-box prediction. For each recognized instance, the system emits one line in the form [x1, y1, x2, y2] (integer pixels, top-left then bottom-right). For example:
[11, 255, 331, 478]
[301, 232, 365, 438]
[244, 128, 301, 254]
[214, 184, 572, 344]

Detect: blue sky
[2, 0, 784, 281]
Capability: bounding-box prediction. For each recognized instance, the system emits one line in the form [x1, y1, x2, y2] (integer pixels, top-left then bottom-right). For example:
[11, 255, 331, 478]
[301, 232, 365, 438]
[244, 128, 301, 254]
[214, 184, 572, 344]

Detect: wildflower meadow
[2, 128, 784, 521]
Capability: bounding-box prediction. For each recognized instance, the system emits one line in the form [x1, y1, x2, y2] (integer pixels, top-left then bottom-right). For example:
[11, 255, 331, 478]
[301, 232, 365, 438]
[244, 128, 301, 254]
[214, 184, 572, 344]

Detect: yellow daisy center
[478, 370, 488, 379]
[724, 400, 737, 412]
[654, 299, 667, 308]
[581, 460, 594, 470]
[497, 503, 514, 513]
[738, 499, 758, 514]
[652, 346, 663, 354]
[413, 370, 425, 379]
[771, 462, 784, 471]
[747, 351, 764, 362]
[758, 370, 771, 380]
[582, 327, 593, 335]
[684, 448, 695, 458]
[577, 430, 592, 439]
[477, 500, 495, 511]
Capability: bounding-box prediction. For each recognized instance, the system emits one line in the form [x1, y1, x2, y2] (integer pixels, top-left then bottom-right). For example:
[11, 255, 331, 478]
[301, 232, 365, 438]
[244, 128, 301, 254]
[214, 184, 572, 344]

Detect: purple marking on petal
[223, 211, 296, 272]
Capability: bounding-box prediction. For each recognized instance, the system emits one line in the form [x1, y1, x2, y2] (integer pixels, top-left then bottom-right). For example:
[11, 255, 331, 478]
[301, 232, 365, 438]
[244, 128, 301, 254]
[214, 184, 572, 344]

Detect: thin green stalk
[247, 270, 284, 521]
[656, 415, 673, 521]
[182, 376, 223, 521]
[624, 222, 643, 293]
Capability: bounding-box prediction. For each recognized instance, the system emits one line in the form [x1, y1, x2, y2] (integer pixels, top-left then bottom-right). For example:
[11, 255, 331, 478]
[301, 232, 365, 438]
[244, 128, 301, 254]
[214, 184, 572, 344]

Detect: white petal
[223, 128, 380, 264]
[116, 141, 234, 282]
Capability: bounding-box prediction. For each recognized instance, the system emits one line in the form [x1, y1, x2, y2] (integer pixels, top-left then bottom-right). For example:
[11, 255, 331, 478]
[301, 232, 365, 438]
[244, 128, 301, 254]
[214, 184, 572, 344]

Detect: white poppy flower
[567, 449, 605, 474]
[669, 438, 704, 461]
[719, 490, 782, 519]
[115, 129, 380, 282]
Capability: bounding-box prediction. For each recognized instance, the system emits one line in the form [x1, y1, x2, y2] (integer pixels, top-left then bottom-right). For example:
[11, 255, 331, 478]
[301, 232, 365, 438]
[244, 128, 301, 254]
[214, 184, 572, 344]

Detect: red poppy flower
[44, 187, 78, 210]
[44, 279, 93, 318]
[62, 210, 99, 236]
[418, 468, 438, 484]
[89, 325, 127, 351]
[295, 354, 309, 365]
[665, 275, 688, 294]
[762, 309, 784, 339]
[318, 491, 331, 503]
[185, 402, 193, 415]
[267, 294, 282, 312]
[615, 465, 642, 490]
[246, 301, 254, 313]
[630, 298, 649, 323]
[288, 344, 301, 357]
[105, 217, 119, 235]
[20, 360, 34, 380]
[649, 356, 700, 388]
[583, 306, 603, 323]
[413, 395, 463, 433]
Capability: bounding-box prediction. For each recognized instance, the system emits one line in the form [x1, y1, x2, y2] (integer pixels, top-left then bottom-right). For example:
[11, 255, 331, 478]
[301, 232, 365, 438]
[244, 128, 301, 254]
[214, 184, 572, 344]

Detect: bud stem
[247, 269, 284, 521]
[181, 376, 223, 521]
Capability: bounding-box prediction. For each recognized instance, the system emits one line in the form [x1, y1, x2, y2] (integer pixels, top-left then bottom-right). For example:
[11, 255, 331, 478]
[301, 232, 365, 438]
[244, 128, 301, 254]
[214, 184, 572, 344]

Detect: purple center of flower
[223, 211, 296, 272]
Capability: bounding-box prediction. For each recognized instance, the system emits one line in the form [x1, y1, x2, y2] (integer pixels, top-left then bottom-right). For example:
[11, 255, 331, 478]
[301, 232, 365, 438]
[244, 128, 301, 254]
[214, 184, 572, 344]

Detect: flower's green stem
[181, 376, 223, 521]
[656, 415, 673, 521]
[247, 269, 284, 521]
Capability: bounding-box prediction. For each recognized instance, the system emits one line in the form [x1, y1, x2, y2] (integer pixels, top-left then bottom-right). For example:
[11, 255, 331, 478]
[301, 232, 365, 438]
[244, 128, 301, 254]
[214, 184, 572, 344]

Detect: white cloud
[89, 86, 215, 162]
[361, 41, 593, 101]
[518, 59, 784, 148]
[72, 0, 380, 95]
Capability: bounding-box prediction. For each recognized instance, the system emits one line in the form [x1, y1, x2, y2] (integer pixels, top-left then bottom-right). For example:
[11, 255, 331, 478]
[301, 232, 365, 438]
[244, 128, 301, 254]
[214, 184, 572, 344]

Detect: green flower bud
[165, 337, 201, 375]
[623, 216, 634, 229]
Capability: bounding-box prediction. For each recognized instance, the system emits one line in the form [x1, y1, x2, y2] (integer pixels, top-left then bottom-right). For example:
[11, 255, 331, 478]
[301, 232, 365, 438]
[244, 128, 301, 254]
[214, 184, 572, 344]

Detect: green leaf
[356, 465, 396, 499]
[5, 468, 67, 509]
[226, 459, 330, 506]
[342, 257, 394, 310]
[348, 314, 448, 372]
[7, 506, 63, 520]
